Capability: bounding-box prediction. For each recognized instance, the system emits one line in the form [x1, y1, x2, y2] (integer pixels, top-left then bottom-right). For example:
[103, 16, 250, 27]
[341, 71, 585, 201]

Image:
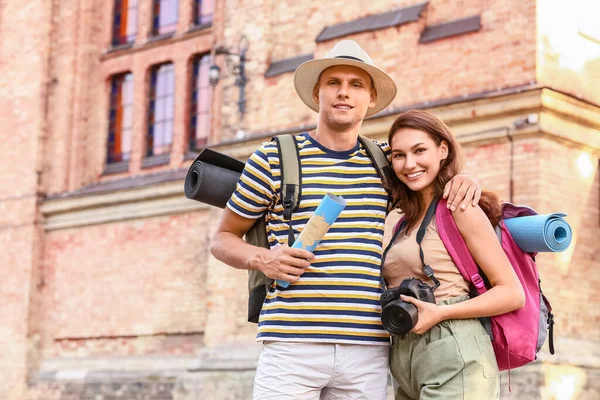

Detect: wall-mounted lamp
[209, 35, 249, 117]
[208, 64, 221, 86]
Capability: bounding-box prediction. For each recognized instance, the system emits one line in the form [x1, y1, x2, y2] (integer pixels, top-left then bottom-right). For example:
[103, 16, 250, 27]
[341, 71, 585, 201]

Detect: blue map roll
[276, 193, 347, 288]
[504, 213, 572, 253]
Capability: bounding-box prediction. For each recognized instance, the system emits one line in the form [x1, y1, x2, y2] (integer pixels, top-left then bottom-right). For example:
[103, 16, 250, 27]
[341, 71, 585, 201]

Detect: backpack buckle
[282, 194, 294, 220]
[282, 194, 293, 208]
[471, 274, 485, 290]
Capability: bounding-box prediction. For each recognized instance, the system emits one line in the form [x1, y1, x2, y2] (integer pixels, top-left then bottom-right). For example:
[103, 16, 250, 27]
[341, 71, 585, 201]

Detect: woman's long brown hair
[386, 110, 502, 231]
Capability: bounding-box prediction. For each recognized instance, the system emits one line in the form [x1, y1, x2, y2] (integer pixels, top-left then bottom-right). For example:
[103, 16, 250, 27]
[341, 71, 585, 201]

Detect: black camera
[380, 278, 436, 335]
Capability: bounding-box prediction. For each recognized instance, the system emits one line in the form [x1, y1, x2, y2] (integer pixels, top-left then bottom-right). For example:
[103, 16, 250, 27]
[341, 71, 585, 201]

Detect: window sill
[101, 28, 210, 61]
[146, 31, 176, 44]
[187, 22, 212, 34]
[142, 154, 171, 168]
[103, 160, 130, 175]
[103, 42, 134, 57]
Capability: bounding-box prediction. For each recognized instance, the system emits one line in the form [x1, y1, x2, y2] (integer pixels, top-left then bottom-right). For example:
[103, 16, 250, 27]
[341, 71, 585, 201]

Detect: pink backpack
[391, 199, 555, 372]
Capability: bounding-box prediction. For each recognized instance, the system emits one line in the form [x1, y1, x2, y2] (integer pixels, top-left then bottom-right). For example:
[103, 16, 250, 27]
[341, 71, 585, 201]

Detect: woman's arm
[400, 205, 525, 334]
[442, 205, 525, 317]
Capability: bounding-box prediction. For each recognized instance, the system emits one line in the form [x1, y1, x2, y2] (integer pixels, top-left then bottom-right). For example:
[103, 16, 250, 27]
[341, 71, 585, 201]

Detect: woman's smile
[404, 170, 425, 181]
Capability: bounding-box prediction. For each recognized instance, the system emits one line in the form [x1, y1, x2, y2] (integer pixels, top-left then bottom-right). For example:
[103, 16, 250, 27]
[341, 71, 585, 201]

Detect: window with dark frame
[152, 0, 179, 36]
[193, 0, 214, 26]
[147, 63, 175, 157]
[189, 53, 212, 150]
[107, 73, 134, 164]
[112, 0, 138, 46]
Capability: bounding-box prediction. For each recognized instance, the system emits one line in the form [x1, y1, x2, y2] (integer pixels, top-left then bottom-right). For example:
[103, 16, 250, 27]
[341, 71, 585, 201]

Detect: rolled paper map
[504, 213, 572, 253]
[276, 193, 347, 288]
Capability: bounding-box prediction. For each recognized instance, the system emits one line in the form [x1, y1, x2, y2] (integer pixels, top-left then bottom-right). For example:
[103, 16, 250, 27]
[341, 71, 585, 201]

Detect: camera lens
[381, 300, 418, 335]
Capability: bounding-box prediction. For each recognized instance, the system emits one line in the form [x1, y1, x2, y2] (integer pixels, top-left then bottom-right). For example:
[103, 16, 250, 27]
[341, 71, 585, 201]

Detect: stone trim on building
[420, 15, 482, 43]
[264, 54, 313, 78]
[316, 2, 428, 42]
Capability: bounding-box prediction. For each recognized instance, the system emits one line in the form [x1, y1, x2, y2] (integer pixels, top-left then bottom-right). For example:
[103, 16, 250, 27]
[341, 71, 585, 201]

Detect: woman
[383, 110, 525, 399]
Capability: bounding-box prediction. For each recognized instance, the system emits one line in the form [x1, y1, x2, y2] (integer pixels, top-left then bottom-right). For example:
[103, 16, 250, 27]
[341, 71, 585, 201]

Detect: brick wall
[40, 211, 210, 359]
[36, 0, 540, 194]
[227, 0, 537, 140]
[0, 0, 53, 398]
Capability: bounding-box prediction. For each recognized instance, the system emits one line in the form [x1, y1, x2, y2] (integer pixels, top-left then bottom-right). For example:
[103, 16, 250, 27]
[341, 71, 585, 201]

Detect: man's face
[313, 65, 377, 132]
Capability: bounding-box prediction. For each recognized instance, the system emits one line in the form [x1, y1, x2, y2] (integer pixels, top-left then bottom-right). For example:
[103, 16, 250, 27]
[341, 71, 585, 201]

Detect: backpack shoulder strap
[393, 216, 406, 235]
[273, 134, 301, 245]
[434, 199, 488, 294]
[358, 135, 394, 188]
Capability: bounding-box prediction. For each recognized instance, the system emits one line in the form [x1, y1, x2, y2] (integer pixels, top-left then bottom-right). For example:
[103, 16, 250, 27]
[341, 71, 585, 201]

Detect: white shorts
[253, 341, 389, 400]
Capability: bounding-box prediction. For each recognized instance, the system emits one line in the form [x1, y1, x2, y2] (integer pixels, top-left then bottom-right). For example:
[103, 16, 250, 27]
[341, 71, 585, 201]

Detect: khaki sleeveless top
[383, 217, 470, 302]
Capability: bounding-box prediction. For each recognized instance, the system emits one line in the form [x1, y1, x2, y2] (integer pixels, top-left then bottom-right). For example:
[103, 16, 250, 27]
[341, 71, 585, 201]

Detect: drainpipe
[457, 126, 514, 203]
[509, 113, 539, 204]
[506, 128, 514, 203]
[460, 113, 539, 204]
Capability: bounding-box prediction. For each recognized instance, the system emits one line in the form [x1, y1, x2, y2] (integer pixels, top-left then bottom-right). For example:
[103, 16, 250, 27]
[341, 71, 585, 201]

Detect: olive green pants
[389, 295, 499, 400]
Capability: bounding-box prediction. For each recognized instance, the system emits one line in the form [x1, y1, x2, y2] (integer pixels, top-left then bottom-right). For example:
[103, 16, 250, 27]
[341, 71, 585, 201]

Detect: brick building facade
[0, 0, 599, 398]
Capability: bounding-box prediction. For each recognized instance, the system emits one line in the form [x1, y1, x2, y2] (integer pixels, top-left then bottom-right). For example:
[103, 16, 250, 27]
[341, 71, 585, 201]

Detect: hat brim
[294, 58, 397, 117]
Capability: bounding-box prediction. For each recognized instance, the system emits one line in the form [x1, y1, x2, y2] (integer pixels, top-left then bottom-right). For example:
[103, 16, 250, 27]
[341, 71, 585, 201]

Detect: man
[210, 40, 481, 400]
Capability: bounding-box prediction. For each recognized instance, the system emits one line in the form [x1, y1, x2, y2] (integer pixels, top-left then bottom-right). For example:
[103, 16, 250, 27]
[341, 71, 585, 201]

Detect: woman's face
[390, 128, 448, 195]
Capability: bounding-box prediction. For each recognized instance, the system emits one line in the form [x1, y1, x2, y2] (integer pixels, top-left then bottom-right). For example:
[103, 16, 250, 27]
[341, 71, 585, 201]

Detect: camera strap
[380, 218, 407, 290]
[416, 198, 441, 291]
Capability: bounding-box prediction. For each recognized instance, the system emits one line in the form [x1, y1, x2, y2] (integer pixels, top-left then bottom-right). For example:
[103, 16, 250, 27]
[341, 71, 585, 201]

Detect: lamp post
[209, 36, 249, 118]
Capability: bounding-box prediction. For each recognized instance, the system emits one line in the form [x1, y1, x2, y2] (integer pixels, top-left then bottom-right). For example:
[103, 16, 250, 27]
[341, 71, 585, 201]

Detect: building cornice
[41, 180, 208, 231]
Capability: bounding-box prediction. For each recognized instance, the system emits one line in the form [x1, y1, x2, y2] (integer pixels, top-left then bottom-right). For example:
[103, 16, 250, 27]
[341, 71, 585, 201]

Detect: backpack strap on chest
[358, 135, 396, 210]
[358, 135, 394, 189]
[273, 134, 301, 245]
[435, 199, 488, 294]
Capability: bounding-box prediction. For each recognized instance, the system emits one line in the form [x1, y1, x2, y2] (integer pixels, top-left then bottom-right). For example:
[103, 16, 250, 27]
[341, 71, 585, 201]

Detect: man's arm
[210, 208, 314, 283]
[443, 174, 482, 212]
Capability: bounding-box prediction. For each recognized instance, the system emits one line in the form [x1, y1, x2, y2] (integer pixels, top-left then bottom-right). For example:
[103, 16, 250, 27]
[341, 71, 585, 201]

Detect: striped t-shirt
[227, 132, 391, 345]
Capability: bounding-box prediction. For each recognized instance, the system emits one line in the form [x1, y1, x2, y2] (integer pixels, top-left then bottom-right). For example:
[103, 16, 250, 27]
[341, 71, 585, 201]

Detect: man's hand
[442, 174, 481, 212]
[252, 244, 314, 283]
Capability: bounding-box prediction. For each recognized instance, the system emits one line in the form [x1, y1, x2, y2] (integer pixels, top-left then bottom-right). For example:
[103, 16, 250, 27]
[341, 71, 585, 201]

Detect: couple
[210, 40, 525, 400]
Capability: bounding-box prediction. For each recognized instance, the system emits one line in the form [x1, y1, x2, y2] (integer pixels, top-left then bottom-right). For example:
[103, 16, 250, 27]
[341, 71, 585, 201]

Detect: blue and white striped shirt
[227, 132, 391, 345]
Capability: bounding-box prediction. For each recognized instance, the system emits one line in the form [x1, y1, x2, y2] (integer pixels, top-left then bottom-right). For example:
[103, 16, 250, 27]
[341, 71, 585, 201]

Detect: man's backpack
[384, 199, 555, 371]
[247, 134, 393, 323]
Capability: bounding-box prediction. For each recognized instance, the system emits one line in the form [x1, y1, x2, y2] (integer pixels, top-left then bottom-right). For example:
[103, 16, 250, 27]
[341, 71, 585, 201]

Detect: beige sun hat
[294, 40, 398, 117]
